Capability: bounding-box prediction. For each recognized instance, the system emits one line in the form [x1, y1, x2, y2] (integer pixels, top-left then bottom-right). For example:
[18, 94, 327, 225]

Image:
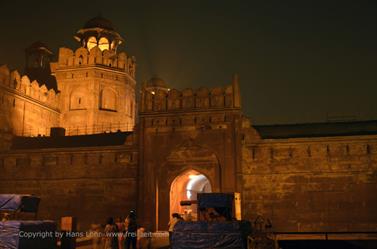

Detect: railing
[12, 123, 134, 137]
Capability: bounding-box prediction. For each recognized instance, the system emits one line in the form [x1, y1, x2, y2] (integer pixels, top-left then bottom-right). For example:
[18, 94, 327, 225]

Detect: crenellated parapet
[0, 64, 59, 110]
[54, 47, 136, 78]
[140, 74, 241, 113]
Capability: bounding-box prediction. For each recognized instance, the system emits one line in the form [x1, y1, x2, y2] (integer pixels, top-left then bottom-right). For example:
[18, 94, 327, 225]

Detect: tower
[25, 41, 57, 90]
[144, 76, 170, 94]
[52, 16, 136, 134]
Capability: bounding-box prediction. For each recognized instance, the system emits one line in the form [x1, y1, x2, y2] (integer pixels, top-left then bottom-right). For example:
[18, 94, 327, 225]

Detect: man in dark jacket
[124, 211, 137, 249]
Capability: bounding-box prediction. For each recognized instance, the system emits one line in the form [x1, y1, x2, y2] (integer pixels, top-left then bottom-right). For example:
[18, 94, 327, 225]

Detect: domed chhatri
[148, 77, 168, 88]
[145, 76, 170, 93]
[74, 15, 124, 52]
[83, 16, 115, 31]
[25, 41, 53, 55]
[24, 41, 57, 90]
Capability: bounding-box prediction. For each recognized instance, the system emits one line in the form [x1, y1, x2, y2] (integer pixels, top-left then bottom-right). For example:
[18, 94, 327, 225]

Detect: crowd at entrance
[93, 211, 146, 249]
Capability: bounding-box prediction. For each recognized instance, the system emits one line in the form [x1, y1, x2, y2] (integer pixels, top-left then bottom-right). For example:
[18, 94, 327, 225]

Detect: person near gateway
[168, 213, 183, 244]
[124, 211, 137, 249]
[103, 217, 119, 249]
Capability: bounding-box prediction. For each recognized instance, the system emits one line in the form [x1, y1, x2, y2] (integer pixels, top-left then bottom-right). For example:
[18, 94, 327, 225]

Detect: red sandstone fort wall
[0, 146, 138, 230]
[0, 65, 60, 136]
[241, 132, 377, 232]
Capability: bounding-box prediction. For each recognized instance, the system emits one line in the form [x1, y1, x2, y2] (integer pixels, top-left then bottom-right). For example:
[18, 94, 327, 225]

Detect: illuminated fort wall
[138, 78, 244, 229]
[0, 141, 138, 230]
[0, 76, 376, 233]
[241, 126, 377, 233]
[0, 44, 136, 136]
[0, 17, 376, 235]
[0, 65, 60, 136]
[53, 46, 136, 134]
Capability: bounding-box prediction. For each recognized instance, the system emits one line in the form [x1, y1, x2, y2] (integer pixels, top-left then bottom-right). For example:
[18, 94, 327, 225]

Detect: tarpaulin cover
[171, 221, 251, 249]
[0, 195, 40, 213]
[197, 193, 234, 208]
[0, 220, 56, 249]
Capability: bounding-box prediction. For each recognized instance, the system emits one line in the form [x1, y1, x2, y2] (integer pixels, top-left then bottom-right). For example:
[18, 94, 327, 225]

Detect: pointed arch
[100, 87, 117, 111]
[75, 47, 88, 65]
[170, 169, 212, 219]
[70, 87, 87, 110]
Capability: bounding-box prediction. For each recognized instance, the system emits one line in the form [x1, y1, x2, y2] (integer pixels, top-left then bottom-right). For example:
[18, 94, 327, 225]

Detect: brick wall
[241, 134, 377, 232]
[0, 146, 138, 230]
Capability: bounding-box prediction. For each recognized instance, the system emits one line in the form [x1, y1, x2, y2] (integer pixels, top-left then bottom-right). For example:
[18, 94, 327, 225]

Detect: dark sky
[0, 0, 376, 124]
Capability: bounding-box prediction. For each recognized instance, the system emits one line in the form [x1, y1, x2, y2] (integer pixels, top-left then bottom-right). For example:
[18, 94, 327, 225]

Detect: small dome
[147, 77, 168, 88]
[84, 16, 115, 31]
[26, 41, 52, 54]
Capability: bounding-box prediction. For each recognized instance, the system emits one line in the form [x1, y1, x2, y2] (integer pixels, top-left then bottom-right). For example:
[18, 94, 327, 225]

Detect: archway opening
[170, 169, 212, 221]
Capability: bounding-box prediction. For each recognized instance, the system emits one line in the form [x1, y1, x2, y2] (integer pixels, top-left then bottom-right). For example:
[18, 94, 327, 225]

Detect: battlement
[54, 47, 136, 78]
[140, 75, 241, 113]
[0, 65, 59, 110]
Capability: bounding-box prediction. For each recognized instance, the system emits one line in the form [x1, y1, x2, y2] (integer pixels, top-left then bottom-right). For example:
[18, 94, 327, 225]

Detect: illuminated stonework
[74, 16, 124, 52]
[0, 65, 59, 136]
[0, 16, 376, 242]
[0, 16, 136, 136]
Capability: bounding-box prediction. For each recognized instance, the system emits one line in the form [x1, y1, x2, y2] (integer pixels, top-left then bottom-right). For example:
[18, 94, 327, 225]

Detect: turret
[74, 15, 124, 52]
[24, 41, 57, 90]
[54, 16, 136, 134]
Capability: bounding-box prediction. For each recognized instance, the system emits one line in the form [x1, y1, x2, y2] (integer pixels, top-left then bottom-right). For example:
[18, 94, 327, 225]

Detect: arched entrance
[154, 139, 222, 230]
[170, 169, 212, 221]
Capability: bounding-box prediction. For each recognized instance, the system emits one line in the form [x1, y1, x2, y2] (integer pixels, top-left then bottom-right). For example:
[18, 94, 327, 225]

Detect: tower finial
[232, 73, 241, 108]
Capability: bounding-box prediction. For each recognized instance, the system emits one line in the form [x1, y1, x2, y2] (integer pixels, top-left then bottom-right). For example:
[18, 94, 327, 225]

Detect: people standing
[168, 213, 181, 245]
[103, 217, 119, 249]
[124, 211, 137, 249]
[115, 217, 125, 249]
[90, 224, 102, 249]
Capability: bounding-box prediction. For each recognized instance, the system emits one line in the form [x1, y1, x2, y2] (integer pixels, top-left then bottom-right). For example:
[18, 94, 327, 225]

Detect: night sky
[0, 0, 376, 124]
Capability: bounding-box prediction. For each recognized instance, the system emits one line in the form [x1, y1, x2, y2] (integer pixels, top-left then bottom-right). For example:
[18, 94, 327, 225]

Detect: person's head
[107, 217, 114, 225]
[128, 210, 136, 219]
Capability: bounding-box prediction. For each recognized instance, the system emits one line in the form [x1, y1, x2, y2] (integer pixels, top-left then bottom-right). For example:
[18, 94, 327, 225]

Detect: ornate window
[100, 88, 117, 111]
[78, 55, 83, 65]
[70, 89, 86, 110]
[98, 37, 109, 51]
[87, 36, 97, 51]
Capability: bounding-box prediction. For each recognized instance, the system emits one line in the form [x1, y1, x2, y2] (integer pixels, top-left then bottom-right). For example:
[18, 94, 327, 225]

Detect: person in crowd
[89, 224, 102, 249]
[183, 210, 192, 221]
[137, 226, 152, 249]
[103, 217, 118, 249]
[124, 211, 137, 249]
[1, 212, 10, 222]
[168, 213, 182, 245]
[115, 217, 125, 249]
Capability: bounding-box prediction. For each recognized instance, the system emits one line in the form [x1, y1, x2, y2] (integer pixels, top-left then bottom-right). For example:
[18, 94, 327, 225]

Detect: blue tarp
[171, 221, 251, 249]
[0, 220, 56, 249]
[197, 193, 234, 208]
[0, 195, 40, 213]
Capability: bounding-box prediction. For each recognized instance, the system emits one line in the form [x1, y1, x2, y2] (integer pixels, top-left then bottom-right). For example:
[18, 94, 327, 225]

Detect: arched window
[100, 88, 117, 111]
[98, 37, 109, 51]
[78, 55, 83, 65]
[87, 36, 97, 51]
[70, 89, 86, 110]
